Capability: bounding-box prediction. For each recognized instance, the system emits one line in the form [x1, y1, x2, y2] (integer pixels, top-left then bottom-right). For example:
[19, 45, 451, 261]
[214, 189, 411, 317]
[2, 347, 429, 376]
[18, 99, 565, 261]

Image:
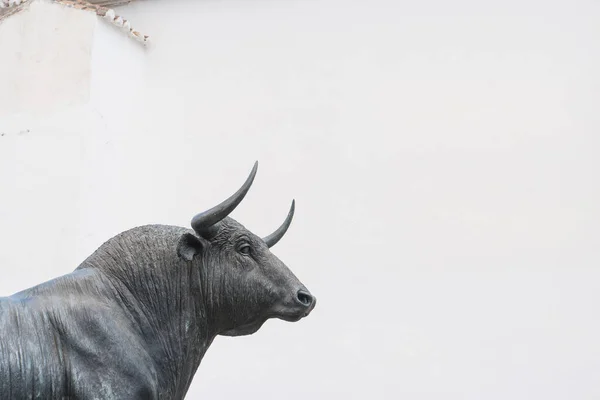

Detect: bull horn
[263, 200, 295, 248]
[191, 161, 258, 237]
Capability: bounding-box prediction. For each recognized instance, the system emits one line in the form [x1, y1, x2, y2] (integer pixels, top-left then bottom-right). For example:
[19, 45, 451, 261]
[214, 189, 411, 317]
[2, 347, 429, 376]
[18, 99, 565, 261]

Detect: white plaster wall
[0, 0, 95, 115]
[1, 0, 600, 398]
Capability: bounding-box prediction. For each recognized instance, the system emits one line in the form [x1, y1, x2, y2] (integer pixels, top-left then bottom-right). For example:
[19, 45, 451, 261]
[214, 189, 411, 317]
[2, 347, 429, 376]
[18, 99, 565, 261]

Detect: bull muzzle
[296, 289, 316, 311]
[291, 289, 316, 320]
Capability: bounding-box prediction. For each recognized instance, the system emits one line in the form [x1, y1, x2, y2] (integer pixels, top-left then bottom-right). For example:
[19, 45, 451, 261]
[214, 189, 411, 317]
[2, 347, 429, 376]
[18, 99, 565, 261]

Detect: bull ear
[177, 233, 206, 261]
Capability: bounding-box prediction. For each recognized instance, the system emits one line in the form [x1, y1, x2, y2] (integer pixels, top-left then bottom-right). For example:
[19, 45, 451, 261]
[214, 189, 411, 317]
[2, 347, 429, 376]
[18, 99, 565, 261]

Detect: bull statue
[0, 161, 316, 399]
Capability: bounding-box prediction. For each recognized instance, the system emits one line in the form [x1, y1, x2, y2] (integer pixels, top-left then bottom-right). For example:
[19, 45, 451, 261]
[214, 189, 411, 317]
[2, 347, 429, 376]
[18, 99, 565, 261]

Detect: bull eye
[237, 243, 251, 256]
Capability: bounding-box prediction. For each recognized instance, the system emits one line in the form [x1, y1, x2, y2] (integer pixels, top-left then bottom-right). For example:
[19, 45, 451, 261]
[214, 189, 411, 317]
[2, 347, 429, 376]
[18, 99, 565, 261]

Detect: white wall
[1, 0, 600, 398]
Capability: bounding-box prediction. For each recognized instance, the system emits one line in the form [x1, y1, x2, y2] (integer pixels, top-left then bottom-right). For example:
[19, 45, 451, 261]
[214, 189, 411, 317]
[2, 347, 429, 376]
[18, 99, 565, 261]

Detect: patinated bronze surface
[0, 162, 315, 399]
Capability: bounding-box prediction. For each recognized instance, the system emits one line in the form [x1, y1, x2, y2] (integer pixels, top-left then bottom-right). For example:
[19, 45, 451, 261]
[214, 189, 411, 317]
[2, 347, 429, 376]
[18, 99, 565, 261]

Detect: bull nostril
[296, 290, 313, 308]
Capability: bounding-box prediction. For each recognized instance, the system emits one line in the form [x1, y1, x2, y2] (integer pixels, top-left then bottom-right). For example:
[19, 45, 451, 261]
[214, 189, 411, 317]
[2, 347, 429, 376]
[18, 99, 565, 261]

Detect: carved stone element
[0, 0, 148, 44]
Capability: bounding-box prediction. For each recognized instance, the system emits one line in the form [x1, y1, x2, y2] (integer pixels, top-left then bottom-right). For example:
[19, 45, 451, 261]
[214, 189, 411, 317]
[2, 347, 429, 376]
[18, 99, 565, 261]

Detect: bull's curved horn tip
[190, 161, 259, 235]
[263, 199, 295, 248]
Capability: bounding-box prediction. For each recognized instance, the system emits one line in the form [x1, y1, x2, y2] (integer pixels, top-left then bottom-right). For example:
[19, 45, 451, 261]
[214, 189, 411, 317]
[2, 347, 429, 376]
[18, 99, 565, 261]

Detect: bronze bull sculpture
[0, 161, 316, 399]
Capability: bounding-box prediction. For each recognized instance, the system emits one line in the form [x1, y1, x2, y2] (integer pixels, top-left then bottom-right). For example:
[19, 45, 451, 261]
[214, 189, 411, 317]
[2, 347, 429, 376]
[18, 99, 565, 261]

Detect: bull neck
[76, 224, 218, 398]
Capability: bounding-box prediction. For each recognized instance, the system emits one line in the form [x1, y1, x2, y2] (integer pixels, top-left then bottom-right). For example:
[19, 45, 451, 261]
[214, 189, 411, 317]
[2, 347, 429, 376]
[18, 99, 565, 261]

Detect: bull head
[177, 161, 315, 336]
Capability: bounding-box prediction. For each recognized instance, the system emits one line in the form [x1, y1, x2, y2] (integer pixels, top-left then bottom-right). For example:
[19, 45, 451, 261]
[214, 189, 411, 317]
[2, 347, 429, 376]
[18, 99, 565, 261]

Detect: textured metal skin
[0, 165, 315, 399]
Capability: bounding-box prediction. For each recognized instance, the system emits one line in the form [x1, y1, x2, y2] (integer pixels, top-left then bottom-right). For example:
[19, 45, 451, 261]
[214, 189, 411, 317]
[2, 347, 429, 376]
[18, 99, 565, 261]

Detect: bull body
[0, 163, 315, 399]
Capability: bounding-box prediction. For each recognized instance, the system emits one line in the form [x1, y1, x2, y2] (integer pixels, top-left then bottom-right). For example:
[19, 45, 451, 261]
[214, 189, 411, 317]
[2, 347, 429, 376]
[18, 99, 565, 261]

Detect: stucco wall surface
[1, 0, 600, 399]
